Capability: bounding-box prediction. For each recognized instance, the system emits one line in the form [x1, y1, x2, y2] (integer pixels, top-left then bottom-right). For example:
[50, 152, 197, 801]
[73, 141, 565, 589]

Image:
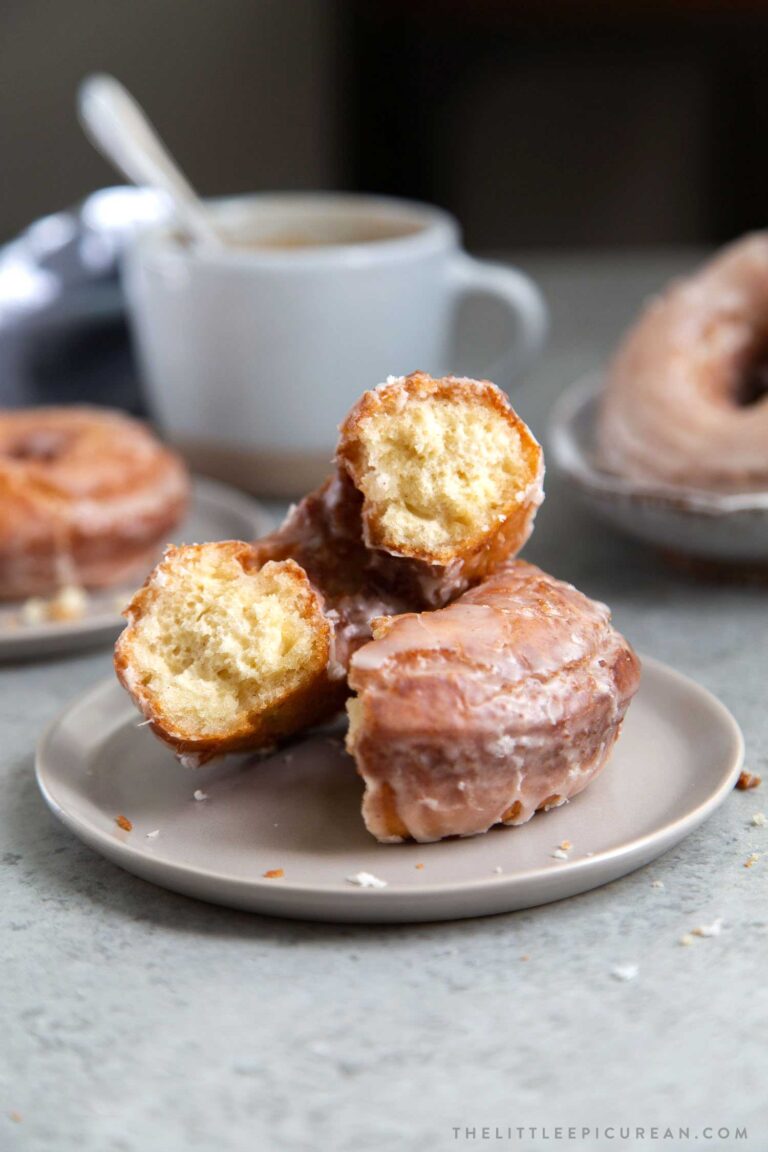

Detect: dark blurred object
[0, 187, 167, 411]
[341, 2, 768, 249]
[0, 2, 338, 244]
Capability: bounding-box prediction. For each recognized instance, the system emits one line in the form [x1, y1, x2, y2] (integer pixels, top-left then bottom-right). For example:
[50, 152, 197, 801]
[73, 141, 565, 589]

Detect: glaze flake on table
[2, 251, 767, 1152]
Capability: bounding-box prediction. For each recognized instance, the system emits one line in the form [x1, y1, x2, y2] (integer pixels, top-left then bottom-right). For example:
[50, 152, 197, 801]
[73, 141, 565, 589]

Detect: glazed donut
[115, 374, 543, 762]
[0, 407, 189, 599]
[115, 546, 348, 764]
[336, 371, 544, 605]
[599, 233, 768, 490]
[250, 369, 544, 633]
[346, 561, 640, 843]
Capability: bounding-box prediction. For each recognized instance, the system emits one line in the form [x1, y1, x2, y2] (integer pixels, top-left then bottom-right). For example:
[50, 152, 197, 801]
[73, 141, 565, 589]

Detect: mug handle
[447, 253, 548, 385]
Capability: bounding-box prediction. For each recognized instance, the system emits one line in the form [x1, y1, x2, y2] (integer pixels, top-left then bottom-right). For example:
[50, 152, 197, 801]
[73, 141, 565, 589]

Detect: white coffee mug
[123, 193, 547, 496]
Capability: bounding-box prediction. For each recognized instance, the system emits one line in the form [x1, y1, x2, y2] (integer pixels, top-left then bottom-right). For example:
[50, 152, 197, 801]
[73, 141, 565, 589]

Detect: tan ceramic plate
[0, 477, 272, 661]
[35, 657, 743, 923]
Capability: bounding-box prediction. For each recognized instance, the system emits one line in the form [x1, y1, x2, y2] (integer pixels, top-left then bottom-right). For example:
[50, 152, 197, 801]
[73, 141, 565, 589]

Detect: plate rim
[35, 655, 745, 911]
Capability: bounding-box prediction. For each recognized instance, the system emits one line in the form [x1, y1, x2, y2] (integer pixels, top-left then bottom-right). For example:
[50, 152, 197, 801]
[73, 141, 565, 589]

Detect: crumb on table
[736, 771, 761, 791]
[691, 918, 723, 938]
[611, 963, 639, 982]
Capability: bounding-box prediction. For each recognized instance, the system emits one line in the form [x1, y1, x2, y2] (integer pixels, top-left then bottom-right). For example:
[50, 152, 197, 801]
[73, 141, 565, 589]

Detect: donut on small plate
[0, 406, 189, 600]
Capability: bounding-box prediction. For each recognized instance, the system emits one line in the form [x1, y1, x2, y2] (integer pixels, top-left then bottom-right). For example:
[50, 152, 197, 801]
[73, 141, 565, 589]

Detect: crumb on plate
[48, 585, 88, 622]
[263, 868, 284, 879]
[346, 871, 387, 889]
[193, 789, 208, 801]
[19, 598, 47, 626]
[115, 815, 132, 832]
[20, 585, 88, 626]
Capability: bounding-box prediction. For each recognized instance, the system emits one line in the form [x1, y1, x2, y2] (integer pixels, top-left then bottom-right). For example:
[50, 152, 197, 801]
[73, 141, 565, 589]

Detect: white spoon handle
[78, 73, 222, 248]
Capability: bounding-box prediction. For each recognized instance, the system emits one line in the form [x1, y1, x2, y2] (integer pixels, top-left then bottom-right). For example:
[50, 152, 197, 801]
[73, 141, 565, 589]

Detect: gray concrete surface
[2, 252, 766, 1152]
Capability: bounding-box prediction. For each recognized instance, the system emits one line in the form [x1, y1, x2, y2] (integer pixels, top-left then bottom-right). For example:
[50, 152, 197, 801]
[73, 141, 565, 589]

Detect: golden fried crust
[335, 371, 544, 603]
[114, 545, 346, 764]
[346, 560, 641, 843]
[0, 406, 189, 599]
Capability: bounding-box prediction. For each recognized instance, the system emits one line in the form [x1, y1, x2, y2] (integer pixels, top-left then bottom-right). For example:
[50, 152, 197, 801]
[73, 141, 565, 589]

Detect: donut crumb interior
[123, 547, 326, 739]
[351, 396, 533, 554]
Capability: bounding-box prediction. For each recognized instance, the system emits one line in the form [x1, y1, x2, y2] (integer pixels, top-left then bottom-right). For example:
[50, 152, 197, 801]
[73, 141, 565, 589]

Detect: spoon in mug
[78, 73, 224, 249]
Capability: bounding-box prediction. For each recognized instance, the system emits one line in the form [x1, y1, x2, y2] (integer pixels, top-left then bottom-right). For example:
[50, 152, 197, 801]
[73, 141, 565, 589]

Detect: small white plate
[0, 477, 272, 661]
[549, 376, 768, 566]
[36, 657, 743, 923]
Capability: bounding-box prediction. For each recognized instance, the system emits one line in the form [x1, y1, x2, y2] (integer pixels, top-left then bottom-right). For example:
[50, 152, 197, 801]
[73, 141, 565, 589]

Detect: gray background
[4, 2, 768, 249]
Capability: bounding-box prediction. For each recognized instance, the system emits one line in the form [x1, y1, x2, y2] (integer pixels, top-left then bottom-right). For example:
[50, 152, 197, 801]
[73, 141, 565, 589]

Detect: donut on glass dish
[346, 561, 640, 844]
[114, 373, 544, 764]
[550, 235, 768, 566]
[0, 407, 189, 600]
